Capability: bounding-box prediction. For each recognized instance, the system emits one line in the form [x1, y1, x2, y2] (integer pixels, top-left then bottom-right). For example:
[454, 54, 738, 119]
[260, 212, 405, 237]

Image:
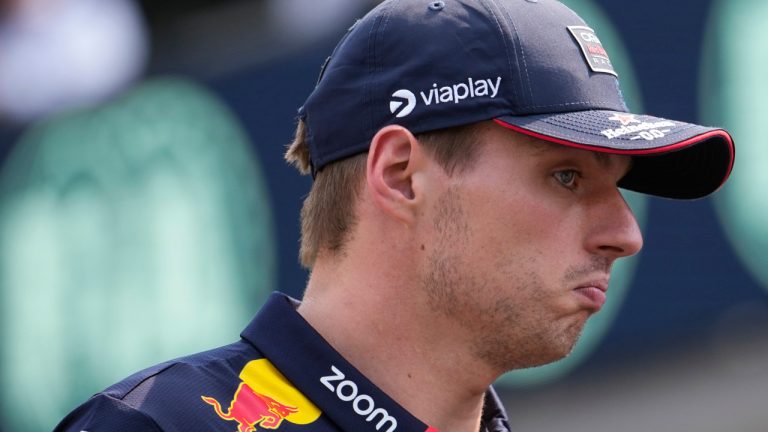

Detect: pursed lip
[572, 279, 609, 311]
[574, 279, 608, 293]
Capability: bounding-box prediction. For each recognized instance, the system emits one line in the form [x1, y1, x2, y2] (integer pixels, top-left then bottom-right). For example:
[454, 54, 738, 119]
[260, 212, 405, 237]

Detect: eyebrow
[524, 137, 633, 176]
[592, 151, 611, 167]
[524, 137, 612, 165]
[593, 151, 635, 178]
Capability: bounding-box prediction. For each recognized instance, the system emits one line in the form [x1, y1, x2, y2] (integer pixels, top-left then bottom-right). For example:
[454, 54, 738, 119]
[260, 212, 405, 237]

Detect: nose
[585, 189, 644, 259]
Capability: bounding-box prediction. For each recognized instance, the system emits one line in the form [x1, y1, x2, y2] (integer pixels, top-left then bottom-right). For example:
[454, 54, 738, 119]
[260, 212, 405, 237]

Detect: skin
[298, 121, 643, 432]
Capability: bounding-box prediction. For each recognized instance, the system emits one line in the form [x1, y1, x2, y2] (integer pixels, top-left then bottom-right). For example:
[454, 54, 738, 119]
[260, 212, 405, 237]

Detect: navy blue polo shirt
[54, 292, 512, 431]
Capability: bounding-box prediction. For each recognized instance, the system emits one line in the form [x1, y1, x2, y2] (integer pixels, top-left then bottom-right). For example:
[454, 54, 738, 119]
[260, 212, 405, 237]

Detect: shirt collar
[242, 292, 511, 432]
[482, 387, 513, 432]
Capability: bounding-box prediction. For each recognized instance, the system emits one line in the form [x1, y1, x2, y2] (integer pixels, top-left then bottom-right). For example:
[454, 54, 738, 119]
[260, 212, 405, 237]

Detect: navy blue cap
[298, 0, 734, 199]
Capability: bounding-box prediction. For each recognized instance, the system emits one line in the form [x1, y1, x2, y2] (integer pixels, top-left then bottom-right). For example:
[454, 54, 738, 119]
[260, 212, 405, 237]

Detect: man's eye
[554, 170, 579, 188]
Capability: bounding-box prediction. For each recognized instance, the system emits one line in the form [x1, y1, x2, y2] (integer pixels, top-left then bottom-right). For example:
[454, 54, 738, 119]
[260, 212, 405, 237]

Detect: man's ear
[366, 125, 428, 224]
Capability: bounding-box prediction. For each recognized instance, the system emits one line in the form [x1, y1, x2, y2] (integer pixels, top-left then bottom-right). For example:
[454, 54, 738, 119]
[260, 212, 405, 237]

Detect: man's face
[419, 122, 643, 372]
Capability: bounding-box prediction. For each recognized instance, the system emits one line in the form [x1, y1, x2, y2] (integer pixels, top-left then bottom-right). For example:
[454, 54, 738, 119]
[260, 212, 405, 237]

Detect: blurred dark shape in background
[136, 0, 372, 77]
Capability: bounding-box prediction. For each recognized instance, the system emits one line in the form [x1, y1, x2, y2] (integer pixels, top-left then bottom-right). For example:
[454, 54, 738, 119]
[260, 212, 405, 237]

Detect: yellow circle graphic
[239, 359, 322, 425]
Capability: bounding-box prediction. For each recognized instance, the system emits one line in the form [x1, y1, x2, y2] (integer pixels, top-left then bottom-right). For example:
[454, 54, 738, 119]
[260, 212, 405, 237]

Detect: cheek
[462, 183, 584, 290]
[480, 196, 576, 265]
[490, 243, 582, 318]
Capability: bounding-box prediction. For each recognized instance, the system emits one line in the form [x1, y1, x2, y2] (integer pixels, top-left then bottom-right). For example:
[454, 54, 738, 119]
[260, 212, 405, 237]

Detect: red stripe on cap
[425, 427, 440, 432]
[493, 118, 735, 182]
[493, 118, 734, 155]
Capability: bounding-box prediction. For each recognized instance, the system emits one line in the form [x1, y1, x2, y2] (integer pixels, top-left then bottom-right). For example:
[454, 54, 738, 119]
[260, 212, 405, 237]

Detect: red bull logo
[202, 359, 321, 431]
[202, 383, 298, 430]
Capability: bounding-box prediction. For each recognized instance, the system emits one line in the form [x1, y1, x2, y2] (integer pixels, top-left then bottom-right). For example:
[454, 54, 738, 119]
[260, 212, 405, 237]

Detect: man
[55, 0, 735, 431]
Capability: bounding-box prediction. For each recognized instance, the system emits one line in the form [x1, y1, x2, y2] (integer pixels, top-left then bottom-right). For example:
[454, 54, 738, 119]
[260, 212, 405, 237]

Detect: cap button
[428, 1, 445, 11]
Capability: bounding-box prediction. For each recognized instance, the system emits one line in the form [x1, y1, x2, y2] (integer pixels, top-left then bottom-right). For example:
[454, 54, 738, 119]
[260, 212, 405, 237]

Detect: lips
[573, 281, 608, 311]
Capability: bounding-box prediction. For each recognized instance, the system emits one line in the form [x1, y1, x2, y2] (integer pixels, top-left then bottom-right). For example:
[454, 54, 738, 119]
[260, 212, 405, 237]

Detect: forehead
[479, 122, 632, 171]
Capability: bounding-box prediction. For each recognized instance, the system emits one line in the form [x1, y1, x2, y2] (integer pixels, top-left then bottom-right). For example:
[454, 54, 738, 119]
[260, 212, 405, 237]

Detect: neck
[298, 245, 497, 432]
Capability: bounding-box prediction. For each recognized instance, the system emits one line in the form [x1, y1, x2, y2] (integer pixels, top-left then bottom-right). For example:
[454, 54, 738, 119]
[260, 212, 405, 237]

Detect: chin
[556, 319, 588, 356]
[488, 333, 581, 372]
[528, 321, 586, 366]
[530, 344, 577, 368]
[478, 315, 588, 372]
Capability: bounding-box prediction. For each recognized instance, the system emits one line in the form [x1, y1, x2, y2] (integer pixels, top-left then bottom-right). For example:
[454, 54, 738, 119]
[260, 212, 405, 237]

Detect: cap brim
[494, 110, 735, 200]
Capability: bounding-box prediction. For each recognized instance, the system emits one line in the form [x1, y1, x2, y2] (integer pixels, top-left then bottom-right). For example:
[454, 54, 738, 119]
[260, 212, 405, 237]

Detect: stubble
[420, 188, 606, 373]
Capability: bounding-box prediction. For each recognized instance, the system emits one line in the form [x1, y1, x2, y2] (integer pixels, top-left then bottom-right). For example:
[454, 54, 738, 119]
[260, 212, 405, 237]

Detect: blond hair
[286, 119, 481, 268]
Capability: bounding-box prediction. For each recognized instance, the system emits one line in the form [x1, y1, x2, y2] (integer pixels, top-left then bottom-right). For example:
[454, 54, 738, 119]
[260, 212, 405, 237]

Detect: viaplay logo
[389, 90, 416, 118]
[202, 359, 321, 431]
[389, 76, 502, 118]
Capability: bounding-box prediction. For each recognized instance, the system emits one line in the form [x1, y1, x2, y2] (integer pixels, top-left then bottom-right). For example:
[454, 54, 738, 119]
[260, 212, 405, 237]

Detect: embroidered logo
[389, 76, 502, 118]
[568, 26, 617, 76]
[320, 365, 398, 431]
[601, 113, 676, 141]
[202, 359, 321, 431]
[608, 113, 641, 126]
[390, 90, 417, 118]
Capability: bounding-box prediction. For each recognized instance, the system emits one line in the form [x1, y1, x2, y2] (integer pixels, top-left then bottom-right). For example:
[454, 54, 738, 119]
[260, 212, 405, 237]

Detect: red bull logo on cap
[202, 359, 321, 431]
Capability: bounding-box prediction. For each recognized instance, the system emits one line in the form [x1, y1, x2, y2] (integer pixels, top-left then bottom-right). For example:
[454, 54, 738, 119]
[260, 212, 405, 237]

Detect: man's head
[288, 0, 734, 267]
[290, 118, 644, 370]
[287, 0, 735, 370]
